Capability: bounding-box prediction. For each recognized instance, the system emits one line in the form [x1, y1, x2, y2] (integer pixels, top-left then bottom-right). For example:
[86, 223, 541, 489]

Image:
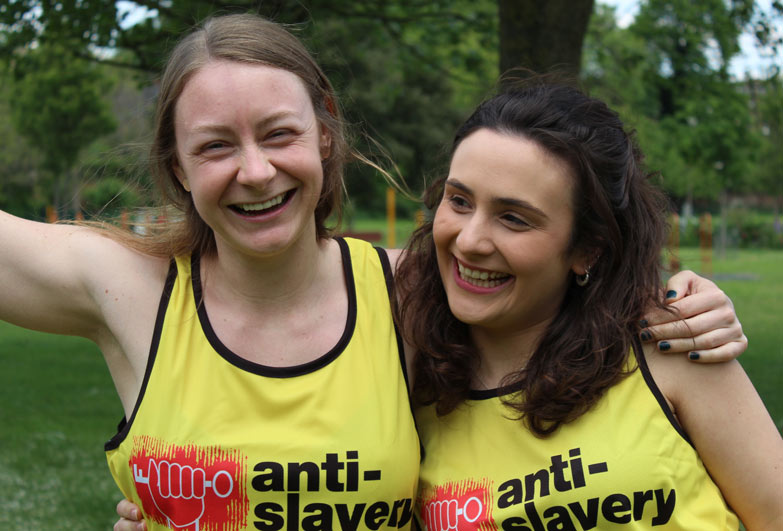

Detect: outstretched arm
[0, 210, 106, 337]
[640, 270, 747, 362]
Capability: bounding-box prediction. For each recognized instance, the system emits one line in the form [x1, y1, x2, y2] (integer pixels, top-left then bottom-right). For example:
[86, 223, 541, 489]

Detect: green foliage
[584, 1, 771, 205]
[9, 44, 116, 176]
[1, 0, 780, 216]
[1, 0, 501, 215]
[0, 70, 46, 218]
[750, 75, 783, 199]
[301, 1, 497, 213]
[6, 44, 117, 215]
[674, 211, 783, 248]
[80, 176, 142, 218]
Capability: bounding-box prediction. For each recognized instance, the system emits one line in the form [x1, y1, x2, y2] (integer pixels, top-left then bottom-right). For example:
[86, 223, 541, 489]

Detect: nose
[455, 213, 494, 256]
[236, 145, 276, 187]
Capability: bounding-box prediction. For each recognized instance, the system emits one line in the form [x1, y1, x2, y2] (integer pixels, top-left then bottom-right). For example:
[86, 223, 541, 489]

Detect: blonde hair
[110, 14, 348, 258]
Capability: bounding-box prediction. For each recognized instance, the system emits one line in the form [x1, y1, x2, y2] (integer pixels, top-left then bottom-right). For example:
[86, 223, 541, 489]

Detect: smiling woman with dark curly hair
[396, 82, 782, 530]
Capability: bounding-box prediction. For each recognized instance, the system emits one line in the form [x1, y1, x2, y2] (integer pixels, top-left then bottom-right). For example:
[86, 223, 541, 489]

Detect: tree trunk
[498, 0, 595, 81]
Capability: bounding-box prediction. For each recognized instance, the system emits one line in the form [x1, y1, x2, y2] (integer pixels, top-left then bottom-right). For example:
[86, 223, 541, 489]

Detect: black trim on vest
[633, 336, 694, 447]
[374, 245, 425, 461]
[191, 238, 358, 377]
[105, 258, 178, 451]
[467, 379, 526, 401]
[374, 246, 411, 393]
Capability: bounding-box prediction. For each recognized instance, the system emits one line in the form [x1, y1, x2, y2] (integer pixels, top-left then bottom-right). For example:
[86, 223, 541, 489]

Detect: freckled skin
[172, 60, 330, 259]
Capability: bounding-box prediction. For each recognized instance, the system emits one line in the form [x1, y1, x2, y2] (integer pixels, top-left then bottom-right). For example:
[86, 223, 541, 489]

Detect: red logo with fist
[421, 479, 497, 531]
[129, 436, 249, 530]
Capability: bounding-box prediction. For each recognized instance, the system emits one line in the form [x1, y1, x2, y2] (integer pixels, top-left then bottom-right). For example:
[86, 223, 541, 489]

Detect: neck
[204, 225, 332, 313]
[469, 318, 553, 390]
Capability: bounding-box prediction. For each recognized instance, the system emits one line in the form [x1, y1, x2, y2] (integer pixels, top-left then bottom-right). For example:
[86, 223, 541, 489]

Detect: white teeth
[236, 192, 286, 212]
[457, 262, 510, 288]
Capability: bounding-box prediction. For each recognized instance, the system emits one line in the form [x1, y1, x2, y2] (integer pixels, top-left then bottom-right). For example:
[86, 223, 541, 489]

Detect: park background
[0, 0, 781, 528]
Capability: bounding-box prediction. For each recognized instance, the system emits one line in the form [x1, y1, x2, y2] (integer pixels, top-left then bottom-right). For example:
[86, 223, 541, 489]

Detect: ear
[172, 158, 190, 192]
[572, 263, 588, 276]
[319, 126, 332, 160]
[571, 248, 600, 276]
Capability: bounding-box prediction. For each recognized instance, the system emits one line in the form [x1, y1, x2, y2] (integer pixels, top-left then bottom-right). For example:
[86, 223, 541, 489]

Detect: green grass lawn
[0, 246, 780, 529]
[0, 324, 121, 529]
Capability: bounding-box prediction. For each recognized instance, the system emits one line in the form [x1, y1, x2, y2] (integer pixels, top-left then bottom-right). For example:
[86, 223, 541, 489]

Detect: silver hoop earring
[575, 270, 590, 287]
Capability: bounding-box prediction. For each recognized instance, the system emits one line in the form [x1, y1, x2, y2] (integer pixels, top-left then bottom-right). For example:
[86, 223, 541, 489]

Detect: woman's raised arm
[0, 210, 166, 344]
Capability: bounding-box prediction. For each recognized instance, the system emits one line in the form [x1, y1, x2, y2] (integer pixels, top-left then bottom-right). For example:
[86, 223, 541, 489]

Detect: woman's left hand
[639, 270, 747, 362]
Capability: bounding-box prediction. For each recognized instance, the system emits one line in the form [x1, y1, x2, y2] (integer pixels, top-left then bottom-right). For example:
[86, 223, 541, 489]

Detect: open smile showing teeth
[231, 191, 291, 214]
[457, 262, 511, 288]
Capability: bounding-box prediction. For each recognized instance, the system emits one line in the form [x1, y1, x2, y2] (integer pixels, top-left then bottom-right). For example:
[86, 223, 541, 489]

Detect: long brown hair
[396, 81, 670, 436]
[104, 14, 348, 258]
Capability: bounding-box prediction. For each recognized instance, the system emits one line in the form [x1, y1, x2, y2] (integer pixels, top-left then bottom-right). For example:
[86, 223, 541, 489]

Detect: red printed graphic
[420, 479, 497, 531]
[129, 435, 249, 531]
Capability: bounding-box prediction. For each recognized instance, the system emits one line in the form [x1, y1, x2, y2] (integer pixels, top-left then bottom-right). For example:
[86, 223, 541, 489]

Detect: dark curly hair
[395, 80, 670, 436]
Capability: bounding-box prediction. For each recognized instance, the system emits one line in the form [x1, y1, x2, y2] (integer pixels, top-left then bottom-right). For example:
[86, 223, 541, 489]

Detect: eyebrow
[445, 178, 549, 220]
[190, 111, 301, 135]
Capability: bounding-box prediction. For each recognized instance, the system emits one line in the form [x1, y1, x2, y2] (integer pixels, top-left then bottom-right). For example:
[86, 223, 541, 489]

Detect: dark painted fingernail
[689, 352, 700, 360]
[665, 290, 677, 299]
[659, 341, 671, 351]
[639, 319, 648, 328]
[640, 330, 652, 341]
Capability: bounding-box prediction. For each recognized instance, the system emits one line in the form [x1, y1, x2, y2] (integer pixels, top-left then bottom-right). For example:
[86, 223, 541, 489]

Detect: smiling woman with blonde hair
[2, 14, 420, 531]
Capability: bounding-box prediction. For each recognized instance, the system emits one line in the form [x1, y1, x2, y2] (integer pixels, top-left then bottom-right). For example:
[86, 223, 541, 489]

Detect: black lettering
[335, 503, 366, 531]
[602, 493, 631, 524]
[542, 505, 576, 531]
[587, 462, 608, 475]
[502, 516, 532, 530]
[286, 492, 299, 531]
[524, 469, 550, 501]
[549, 455, 571, 492]
[253, 502, 284, 531]
[394, 498, 413, 528]
[363, 470, 381, 481]
[302, 503, 333, 531]
[651, 489, 676, 526]
[632, 490, 654, 520]
[253, 462, 284, 492]
[388, 498, 403, 527]
[364, 501, 390, 530]
[569, 449, 585, 488]
[524, 501, 546, 531]
[346, 452, 359, 491]
[321, 453, 345, 492]
[288, 461, 319, 492]
[498, 479, 523, 508]
[567, 498, 599, 530]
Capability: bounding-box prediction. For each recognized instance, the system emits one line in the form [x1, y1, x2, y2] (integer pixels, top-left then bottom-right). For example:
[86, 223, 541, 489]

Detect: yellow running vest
[106, 237, 420, 531]
[416, 353, 738, 530]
